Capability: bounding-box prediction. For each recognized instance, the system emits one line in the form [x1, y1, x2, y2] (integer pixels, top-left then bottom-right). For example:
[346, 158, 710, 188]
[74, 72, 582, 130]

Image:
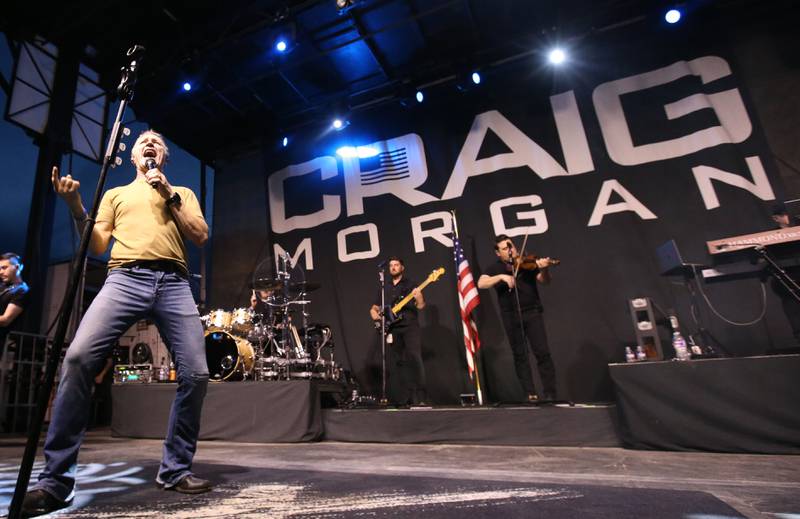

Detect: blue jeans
[34, 267, 208, 501]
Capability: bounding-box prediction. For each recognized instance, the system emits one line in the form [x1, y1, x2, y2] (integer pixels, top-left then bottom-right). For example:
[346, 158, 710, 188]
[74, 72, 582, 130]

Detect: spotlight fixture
[282, 136, 289, 147]
[182, 81, 192, 92]
[471, 72, 481, 85]
[548, 48, 566, 65]
[665, 8, 682, 24]
[336, 0, 357, 13]
[332, 117, 350, 131]
[276, 39, 288, 52]
[415, 90, 424, 103]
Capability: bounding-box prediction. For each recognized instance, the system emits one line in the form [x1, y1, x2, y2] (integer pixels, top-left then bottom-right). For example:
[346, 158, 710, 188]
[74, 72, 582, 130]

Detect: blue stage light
[548, 48, 566, 65]
[182, 82, 192, 92]
[282, 136, 289, 147]
[665, 8, 682, 24]
[471, 72, 481, 85]
[276, 40, 288, 52]
[415, 90, 424, 103]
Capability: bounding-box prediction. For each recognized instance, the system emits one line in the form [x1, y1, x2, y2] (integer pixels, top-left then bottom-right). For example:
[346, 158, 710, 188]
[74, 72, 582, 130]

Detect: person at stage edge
[370, 257, 429, 406]
[23, 130, 212, 517]
[477, 235, 558, 403]
[0, 252, 30, 357]
[770, 204, 800, 347]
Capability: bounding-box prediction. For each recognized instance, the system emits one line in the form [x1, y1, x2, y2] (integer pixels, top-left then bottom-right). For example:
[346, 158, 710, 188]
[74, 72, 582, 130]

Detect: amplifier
[113, 364, 153, 384]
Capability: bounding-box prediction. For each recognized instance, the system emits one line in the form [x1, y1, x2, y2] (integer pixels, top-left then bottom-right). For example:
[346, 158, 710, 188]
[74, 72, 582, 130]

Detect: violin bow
[512, 232, 532, 278]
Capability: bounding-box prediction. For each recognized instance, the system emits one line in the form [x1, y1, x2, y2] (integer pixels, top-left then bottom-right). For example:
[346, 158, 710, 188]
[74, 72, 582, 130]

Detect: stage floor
[1, 429, 798, 517]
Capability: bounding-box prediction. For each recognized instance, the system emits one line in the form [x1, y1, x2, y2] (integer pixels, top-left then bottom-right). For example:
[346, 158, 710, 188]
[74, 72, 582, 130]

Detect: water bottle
[158, 357, 168, 382]
[636, 345, 647, 361]
[672, 332, 690, 361]
[625, 347, 636, 363]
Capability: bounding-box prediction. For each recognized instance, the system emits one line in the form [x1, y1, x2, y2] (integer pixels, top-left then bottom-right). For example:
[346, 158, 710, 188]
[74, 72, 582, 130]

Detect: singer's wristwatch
[165, 191, 182, 208]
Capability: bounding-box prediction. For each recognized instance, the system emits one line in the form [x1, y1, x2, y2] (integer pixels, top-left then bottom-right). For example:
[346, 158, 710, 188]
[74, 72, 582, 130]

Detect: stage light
[276, 39, 288, 52]
[282, 136, 289, 147]
[548, 48, 566, 65]
[471, 72, 481, 85]
[665, 8, 682, 24]
[336, 146, 379, 158]
[332, 117, 350, 131]
[336, 0, 357, 13]
[415, 90, 424, 103]
[182, 81, 192, 92]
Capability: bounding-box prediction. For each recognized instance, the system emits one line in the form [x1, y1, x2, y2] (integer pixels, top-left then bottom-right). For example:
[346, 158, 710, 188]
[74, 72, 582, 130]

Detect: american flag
[359, 148, 409, 186]
[453, 235, 481, 376]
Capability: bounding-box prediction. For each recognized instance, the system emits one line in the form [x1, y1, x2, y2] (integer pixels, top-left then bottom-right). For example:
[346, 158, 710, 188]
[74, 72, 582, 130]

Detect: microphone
[145, 159, 158, 189]
[377, 259, 387, 268]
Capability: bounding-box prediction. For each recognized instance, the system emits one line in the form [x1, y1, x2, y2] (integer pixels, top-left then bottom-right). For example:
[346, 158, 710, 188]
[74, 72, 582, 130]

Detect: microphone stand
[8, 45, 145, 519]
[753, 245, 800, 303]
[378, 265, 388, 405]
[506, 234, 536, 402]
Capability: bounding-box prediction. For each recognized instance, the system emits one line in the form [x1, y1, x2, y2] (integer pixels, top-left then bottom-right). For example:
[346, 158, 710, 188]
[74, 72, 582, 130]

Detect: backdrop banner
[217, 36, 787, 403]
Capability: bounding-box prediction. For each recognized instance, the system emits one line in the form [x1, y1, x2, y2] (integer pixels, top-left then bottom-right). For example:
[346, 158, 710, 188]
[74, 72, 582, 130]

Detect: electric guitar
[375, 268, 445, 334]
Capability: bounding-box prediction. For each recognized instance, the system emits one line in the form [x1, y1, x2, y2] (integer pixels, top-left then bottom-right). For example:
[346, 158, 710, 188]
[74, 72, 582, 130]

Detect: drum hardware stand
[378, 262, 388, 406]
[8, 45, 145, 519]
[276, 252, 296, 360]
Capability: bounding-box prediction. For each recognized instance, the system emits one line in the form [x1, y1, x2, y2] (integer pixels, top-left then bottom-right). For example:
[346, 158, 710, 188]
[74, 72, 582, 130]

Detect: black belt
[120, 260, 188, 277]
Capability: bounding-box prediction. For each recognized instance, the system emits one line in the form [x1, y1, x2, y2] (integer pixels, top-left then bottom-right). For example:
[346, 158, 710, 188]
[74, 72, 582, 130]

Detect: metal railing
[0, 332, 63, 434]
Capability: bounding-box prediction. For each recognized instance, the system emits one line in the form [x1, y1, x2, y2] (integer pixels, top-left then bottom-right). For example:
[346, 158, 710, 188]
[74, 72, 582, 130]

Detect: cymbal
[289, 281, 320, 292]
[251, 278, 283, 291]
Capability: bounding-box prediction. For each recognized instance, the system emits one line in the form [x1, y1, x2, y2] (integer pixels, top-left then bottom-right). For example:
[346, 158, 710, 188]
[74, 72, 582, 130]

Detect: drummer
[250, 289, 272, 316]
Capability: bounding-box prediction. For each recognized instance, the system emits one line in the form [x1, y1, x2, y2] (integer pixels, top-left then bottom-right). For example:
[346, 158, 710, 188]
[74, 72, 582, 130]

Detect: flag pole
[451, 210, 483, 406]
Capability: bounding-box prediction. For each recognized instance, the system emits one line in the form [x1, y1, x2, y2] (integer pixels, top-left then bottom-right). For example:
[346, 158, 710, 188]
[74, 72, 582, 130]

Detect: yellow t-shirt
[97, 177, 205, 271]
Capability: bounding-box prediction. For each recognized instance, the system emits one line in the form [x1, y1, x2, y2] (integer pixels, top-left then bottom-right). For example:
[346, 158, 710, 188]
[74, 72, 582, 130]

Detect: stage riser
[112, 381, 621, 447]
[112, 381, 324, 443]
[610, 354, 800, 454]
[322, 407, 622, 447]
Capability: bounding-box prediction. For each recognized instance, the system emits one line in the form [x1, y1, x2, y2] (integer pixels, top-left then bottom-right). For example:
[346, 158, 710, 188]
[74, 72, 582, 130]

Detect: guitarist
[369, 257, 429, 406]
[477, 235, 558, 403]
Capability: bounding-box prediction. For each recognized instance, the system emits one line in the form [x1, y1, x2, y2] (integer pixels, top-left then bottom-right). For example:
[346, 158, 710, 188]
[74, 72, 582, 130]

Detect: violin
[513, 254, 561, 271]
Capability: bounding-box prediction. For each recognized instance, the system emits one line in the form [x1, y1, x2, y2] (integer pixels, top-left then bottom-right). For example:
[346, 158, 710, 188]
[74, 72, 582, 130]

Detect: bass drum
[205, 330, 255, 381]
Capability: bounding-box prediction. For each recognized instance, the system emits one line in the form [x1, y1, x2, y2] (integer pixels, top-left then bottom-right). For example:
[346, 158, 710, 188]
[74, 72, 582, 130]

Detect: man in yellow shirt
[23, 131, 211, 517]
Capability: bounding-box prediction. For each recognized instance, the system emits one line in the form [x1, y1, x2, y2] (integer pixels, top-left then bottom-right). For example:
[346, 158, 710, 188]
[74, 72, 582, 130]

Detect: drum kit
[200, 259, 340, 383]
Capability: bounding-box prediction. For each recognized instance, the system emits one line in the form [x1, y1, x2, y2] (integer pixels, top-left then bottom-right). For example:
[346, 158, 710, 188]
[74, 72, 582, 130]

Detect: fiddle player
[477, 235, 558, 402]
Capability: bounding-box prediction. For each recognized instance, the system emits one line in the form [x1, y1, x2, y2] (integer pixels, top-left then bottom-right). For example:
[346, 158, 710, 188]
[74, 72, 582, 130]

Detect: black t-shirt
[374, 276, 419, 323]
[0, 282, 30, 347]
[483, 260, 542, 314]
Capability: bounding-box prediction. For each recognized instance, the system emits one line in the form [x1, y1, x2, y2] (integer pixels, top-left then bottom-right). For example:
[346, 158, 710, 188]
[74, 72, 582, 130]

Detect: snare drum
[205, 330, 255, 381]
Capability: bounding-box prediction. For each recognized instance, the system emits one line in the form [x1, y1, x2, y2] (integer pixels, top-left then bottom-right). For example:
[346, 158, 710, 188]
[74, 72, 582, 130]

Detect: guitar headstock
[428, 268, 445, 282]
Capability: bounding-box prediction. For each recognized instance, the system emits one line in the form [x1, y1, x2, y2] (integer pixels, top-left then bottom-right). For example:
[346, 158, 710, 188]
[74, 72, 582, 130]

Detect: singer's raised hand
[51, 166, 82, 206]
